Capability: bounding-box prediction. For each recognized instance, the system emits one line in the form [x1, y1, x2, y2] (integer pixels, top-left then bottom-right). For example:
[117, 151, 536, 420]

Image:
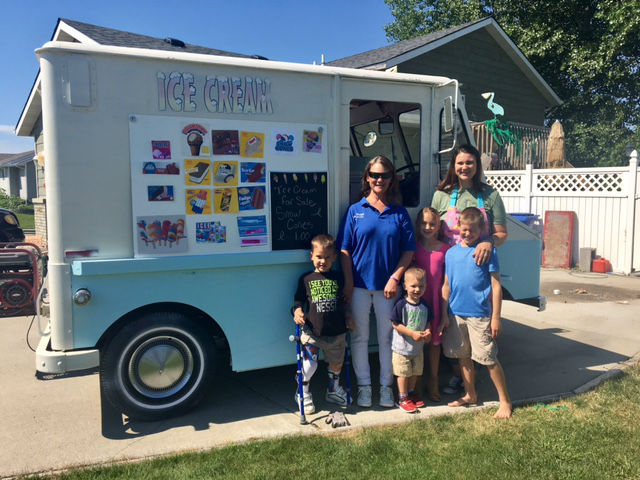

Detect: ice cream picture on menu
[240, 162, 266, 183]
[182, 124, 210, 156]
[240, 132, 265, 158]
[213, 188, 239, 214]
[136, 215, 187, 254]
[303, 128, 323, 153]
[151, 140, 171, 159]
[272, 129, 296, 154]
[212, 130, 240, 155]
[186, 189, 213, 215]
[238, 186, 266, 211]
[185, 159, 211, 185]
[142, 161, 180, 175]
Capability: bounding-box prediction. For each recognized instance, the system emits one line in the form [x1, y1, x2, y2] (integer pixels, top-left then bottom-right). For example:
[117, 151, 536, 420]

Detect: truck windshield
[349, 100, 421, 207]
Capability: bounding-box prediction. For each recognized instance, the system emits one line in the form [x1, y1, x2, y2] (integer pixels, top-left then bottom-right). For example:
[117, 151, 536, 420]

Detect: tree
[384, 0, 640, 167]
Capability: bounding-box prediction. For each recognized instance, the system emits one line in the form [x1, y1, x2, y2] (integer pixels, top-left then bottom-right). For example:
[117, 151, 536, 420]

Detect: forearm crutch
[289, 324, 307, 424]
[344, 331, 352, 406]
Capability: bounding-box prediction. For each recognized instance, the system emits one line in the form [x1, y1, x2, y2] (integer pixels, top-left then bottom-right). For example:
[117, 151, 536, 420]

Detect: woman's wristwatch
[487, 236, 495, 246]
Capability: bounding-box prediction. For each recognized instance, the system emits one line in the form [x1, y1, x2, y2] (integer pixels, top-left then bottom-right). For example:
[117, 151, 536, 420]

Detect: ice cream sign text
[157, 72, 273, 115]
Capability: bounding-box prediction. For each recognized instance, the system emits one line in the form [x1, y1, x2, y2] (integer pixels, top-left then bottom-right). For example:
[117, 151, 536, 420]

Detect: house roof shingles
[0, 151, 35, 168]
[327, 19, 482, 69]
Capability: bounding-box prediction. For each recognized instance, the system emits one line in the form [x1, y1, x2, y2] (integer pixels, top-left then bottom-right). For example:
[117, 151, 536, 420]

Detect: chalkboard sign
[270, 172, 328, 250]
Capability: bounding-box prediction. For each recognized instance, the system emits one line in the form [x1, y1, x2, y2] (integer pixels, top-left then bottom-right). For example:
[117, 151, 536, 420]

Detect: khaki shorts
[300, 329, 346, 365]
[442, 314, 499, 366]
[392, 350, 424, 378]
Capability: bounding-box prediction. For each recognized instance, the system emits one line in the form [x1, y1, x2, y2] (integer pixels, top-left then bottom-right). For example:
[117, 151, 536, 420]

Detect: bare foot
[447, 394, 477, 407]
[494, 402, 512, 419]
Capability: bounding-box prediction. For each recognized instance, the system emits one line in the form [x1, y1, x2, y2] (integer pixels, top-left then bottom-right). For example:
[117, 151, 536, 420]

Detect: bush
[16, 204, 34, 214]
[0, 188, 27, 211]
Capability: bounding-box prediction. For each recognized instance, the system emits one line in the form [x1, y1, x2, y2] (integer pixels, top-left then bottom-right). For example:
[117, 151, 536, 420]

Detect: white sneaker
[325, 385, 348, 406]
[295, 391, 315, 415]
[379, 385, 395, 408]
[357, 385, 372, 407]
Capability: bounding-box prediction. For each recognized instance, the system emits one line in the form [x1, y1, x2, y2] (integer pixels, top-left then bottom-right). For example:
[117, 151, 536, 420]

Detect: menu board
[270, 172, 328, 251]
[129, 114, 328, 256]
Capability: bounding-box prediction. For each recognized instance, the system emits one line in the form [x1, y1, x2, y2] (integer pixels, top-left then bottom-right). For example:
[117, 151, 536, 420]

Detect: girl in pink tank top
[413, 207, 450, 402]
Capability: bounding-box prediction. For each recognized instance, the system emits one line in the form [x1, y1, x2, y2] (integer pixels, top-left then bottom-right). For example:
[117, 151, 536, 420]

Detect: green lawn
[16, 213, 34, 230]
[37, 364, 640, 480]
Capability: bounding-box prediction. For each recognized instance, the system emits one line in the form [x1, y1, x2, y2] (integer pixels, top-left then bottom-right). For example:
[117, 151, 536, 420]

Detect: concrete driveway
[1, 269, 639, 478]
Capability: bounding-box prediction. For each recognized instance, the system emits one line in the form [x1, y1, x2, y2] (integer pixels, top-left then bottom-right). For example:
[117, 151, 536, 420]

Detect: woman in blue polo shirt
[340, 155, 416, 408]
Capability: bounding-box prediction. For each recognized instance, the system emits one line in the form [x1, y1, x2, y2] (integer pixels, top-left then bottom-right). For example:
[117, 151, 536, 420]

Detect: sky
[0, 0, 395, 153]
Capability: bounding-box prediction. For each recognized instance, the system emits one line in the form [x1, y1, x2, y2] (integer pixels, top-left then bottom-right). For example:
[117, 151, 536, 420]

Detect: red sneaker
[409, 393, 425, 408]
[396, 397, 418, 413]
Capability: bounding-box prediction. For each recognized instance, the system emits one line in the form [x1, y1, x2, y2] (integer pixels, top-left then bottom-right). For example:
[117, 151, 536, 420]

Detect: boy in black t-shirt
[293, 234, 353, 414]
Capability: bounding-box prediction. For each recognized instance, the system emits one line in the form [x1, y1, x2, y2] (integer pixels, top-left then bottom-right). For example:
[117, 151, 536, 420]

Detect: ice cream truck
[31, 41, 543, 420]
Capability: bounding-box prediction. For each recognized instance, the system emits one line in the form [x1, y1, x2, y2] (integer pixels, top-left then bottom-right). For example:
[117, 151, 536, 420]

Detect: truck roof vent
[164, 37, 185, 48]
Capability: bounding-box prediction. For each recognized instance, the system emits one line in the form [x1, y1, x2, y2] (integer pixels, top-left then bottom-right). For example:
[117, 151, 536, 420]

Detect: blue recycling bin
[510, 213, 537, 226]
[510, 212, 543, 237]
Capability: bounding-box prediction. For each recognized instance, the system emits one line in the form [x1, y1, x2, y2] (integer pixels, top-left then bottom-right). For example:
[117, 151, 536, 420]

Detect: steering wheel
[396, 164, 421, 206]
[395, 163, 420, 175]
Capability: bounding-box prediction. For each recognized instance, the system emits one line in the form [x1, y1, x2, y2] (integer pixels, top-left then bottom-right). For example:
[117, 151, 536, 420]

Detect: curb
[513, 350, 640, 408]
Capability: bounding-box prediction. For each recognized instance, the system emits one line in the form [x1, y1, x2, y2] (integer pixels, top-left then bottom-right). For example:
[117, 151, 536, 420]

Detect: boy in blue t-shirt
[441, 207, 512, 419]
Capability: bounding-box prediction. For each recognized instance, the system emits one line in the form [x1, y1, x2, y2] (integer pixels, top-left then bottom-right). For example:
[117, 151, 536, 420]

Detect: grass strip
[16, 213, 34, 230]
[36, 364, 640, 480]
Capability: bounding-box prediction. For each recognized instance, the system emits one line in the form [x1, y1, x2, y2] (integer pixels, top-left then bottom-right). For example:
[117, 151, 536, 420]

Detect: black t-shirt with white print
[294, 270, 347, 337]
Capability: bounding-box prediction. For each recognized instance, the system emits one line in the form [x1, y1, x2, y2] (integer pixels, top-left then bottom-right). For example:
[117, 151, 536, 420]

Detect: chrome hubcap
[128, 336, 194, 398]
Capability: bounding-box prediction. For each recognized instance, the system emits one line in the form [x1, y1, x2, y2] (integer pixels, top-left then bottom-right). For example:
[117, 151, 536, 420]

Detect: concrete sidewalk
[1, 269, 639, 478]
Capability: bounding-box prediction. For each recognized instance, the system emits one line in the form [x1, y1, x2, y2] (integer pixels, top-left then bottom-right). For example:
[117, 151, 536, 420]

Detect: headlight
[73, 288, 92, 306]
[3, 214, 17, 225]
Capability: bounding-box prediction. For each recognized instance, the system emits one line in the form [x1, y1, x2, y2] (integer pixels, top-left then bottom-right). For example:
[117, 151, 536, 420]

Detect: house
[0, 150, 38, 202]
[16, 18, 266, 244]
[328, 18, 562, 169]
[328, 17, 561, 126]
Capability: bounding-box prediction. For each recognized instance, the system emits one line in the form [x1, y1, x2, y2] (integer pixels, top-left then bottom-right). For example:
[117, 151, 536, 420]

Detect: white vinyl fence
[484, 151, 639, 274]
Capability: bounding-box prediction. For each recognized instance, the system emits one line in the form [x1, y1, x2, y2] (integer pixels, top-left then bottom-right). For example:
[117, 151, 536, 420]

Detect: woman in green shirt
[431, 144, 507, 266]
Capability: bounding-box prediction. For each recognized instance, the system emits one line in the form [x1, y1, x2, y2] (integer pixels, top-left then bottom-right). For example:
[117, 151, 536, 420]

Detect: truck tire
[100, 311, 215, 421]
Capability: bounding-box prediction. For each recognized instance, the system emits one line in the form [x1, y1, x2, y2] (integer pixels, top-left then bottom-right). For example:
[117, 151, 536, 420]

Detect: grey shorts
[300, 329, 347, 365]
[442, 314, 499, 366]
[392, 351, 424, 378]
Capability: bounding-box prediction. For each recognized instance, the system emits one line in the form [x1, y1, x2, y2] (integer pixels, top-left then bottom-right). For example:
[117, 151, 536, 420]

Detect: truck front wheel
[100, 311, 215, 421]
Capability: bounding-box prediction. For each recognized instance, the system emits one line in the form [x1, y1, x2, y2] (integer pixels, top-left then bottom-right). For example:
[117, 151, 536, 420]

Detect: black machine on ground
[0, 242, 46, 317]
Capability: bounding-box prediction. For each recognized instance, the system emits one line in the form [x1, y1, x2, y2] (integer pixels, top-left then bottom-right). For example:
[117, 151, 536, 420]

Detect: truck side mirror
[443, 96, 454, 133]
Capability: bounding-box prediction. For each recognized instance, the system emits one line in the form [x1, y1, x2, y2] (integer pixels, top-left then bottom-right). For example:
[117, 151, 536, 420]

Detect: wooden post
[523, 163, 533, 213]
[624, 151, 638, 274]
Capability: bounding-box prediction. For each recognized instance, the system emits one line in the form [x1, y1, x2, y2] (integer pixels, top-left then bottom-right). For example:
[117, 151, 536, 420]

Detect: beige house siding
[32, 116, 47, 245]
[34, 116, 45, 199]
[397, 29, 549, 125]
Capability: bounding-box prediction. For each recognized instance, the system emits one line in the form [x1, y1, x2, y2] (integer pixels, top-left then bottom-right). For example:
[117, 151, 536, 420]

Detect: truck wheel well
[97, 302, 228, 354]
[502, 287, 513, 301]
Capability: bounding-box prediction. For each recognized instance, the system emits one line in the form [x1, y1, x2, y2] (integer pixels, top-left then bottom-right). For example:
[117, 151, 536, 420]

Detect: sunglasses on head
[368, 171, 392, 180]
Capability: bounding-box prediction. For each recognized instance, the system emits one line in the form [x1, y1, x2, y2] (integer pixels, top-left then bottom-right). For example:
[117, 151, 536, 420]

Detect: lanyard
[450, 187, 484, 209]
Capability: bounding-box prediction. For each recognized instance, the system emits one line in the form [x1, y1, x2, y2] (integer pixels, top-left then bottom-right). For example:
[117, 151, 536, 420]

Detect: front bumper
[514, 295, 547, 312]
[36, 335, 99, 374]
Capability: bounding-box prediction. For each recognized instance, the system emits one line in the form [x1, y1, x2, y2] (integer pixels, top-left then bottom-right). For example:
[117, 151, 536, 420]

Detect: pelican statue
[481, 92, 504, 117]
